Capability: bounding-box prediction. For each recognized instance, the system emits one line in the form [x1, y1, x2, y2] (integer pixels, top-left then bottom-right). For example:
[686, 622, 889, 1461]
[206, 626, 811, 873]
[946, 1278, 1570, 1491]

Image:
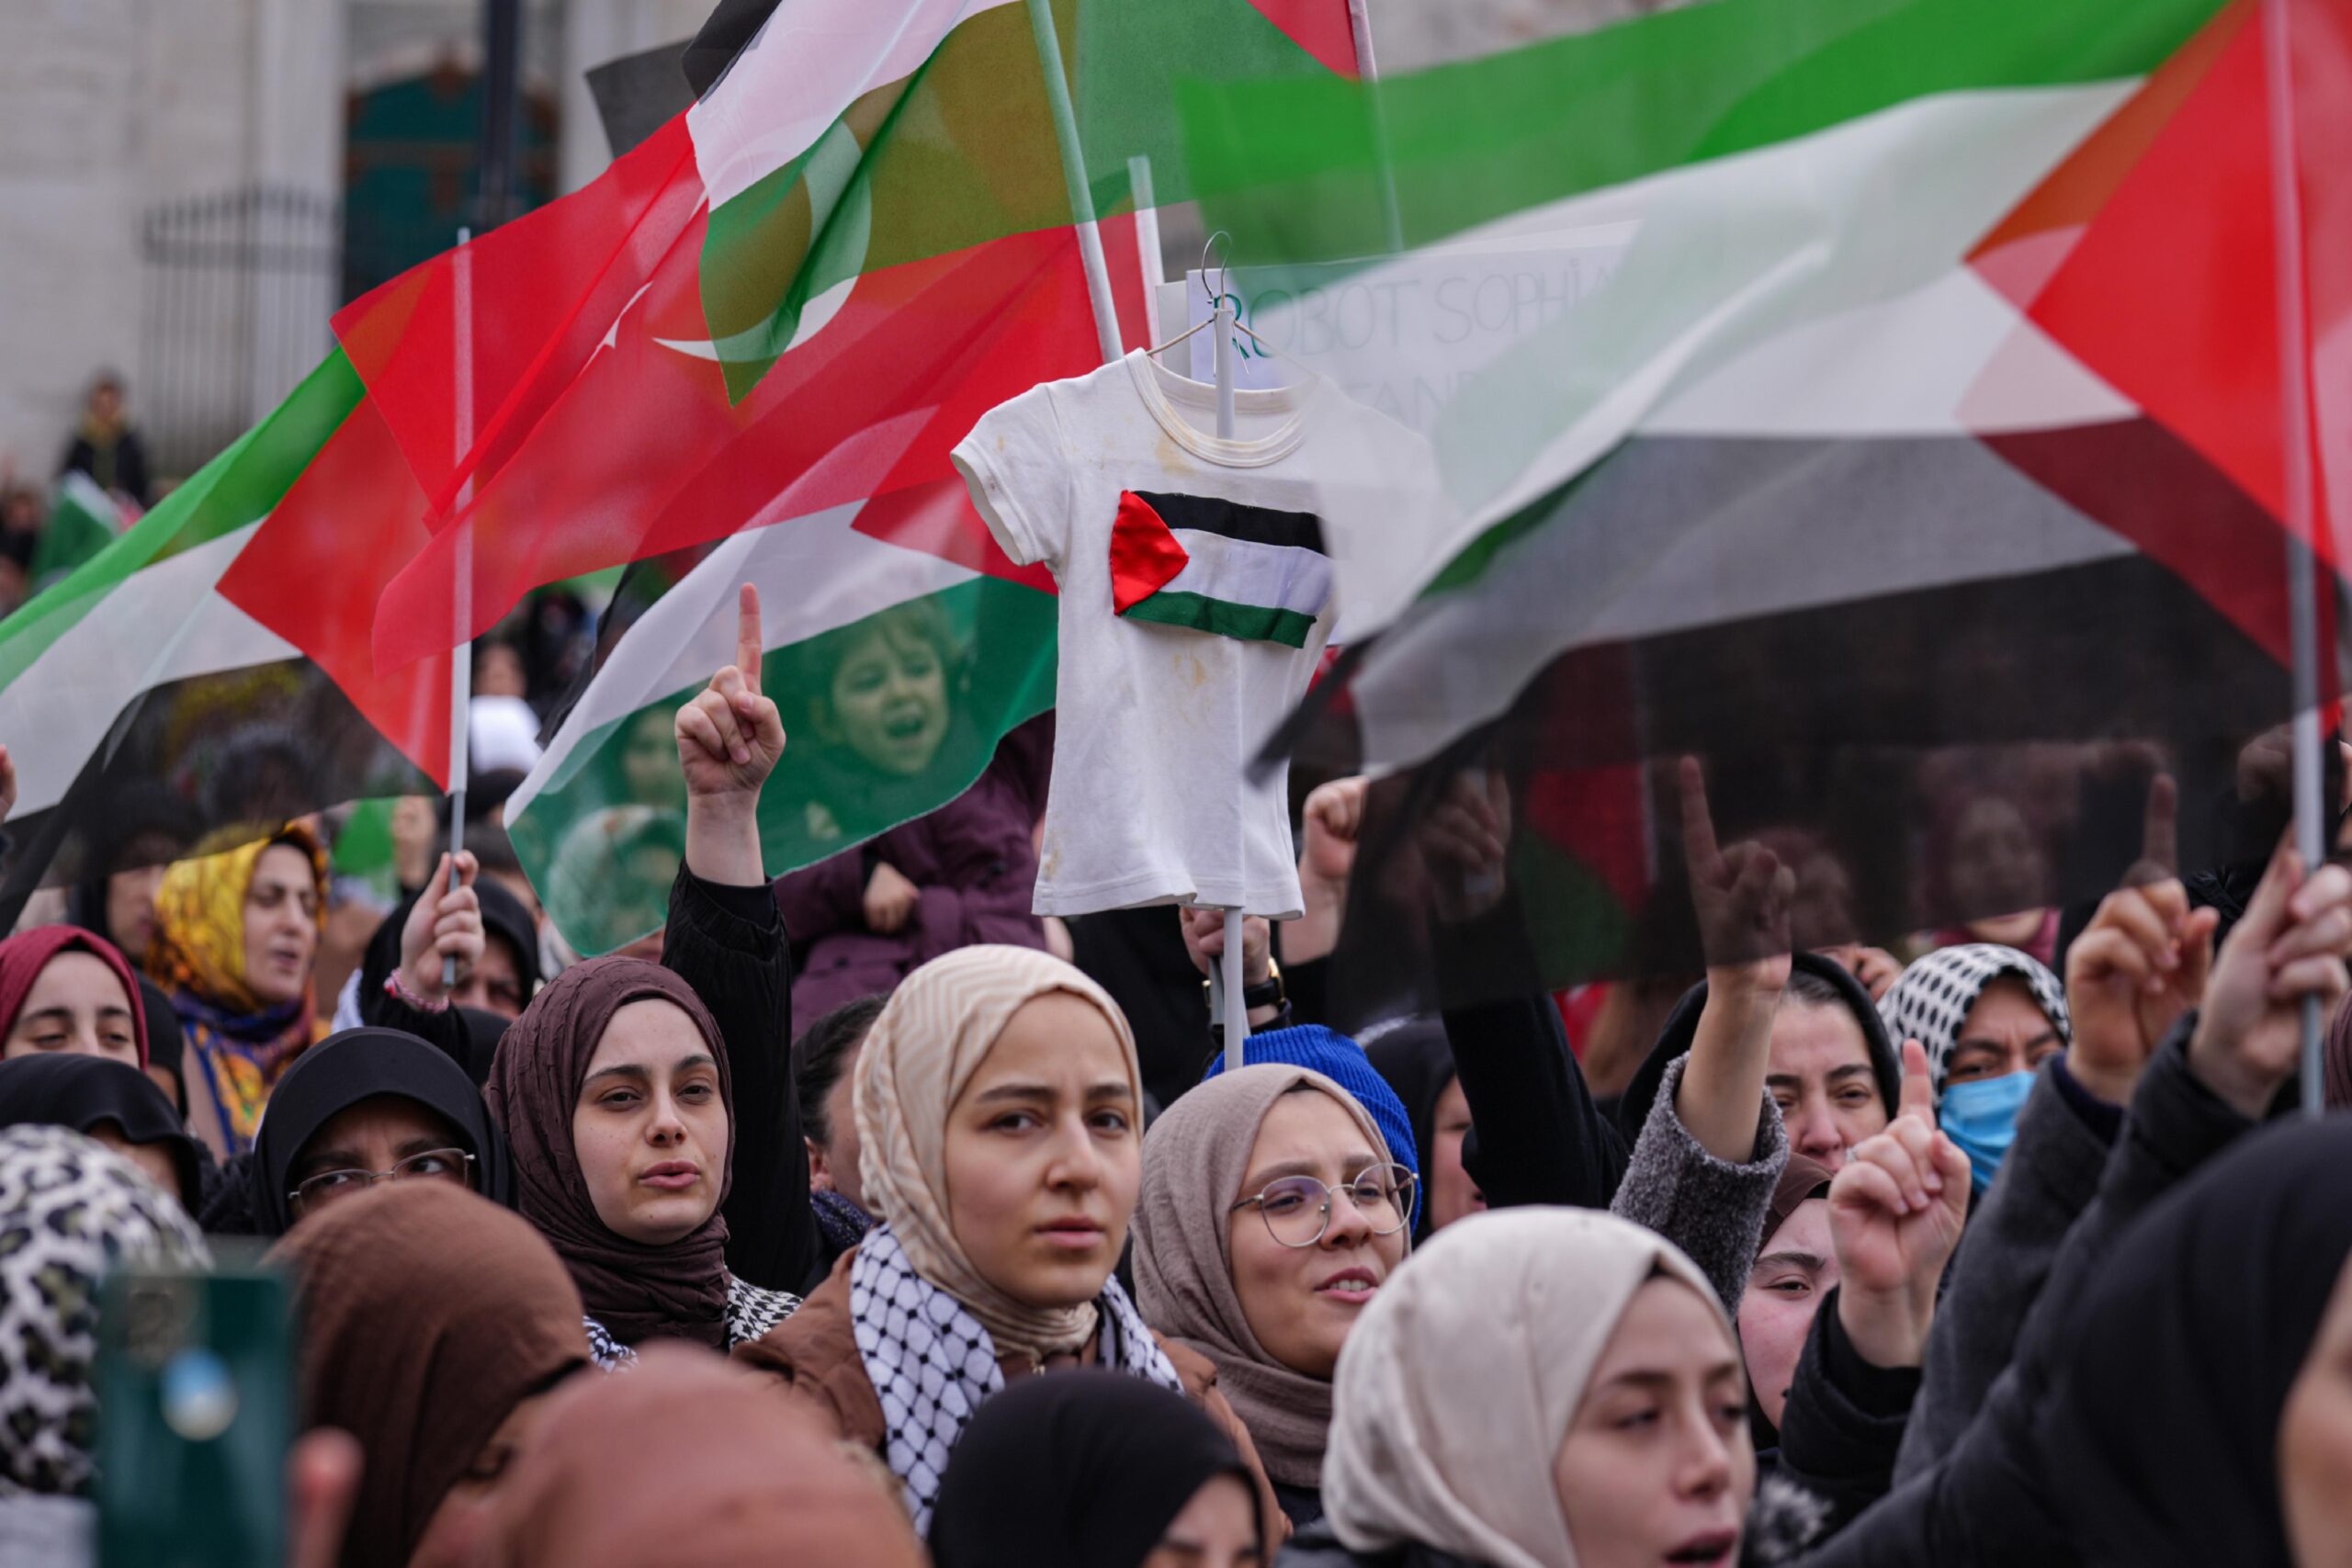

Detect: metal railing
[139, 186, 340, 479]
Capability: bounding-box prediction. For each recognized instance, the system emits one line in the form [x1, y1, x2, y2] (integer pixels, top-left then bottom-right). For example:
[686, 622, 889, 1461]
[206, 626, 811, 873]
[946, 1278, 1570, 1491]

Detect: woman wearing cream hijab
[1284, 1209, 1753, 1568]
[735, 944, 1277, 1534]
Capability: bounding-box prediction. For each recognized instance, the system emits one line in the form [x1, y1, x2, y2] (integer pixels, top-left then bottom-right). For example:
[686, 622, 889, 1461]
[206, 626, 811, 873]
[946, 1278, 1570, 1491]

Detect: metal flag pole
[2260, 0, 2328, 1115]
[1213, 287, 1249, 1067]
[443, 225, 476, 988]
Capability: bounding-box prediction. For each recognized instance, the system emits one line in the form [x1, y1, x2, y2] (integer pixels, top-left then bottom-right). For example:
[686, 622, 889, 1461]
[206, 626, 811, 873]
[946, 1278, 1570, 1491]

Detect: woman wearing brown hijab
[484, 956, 797, 1360]
[269, 1181, 590, 1568]
[492, 1344, 925, 1568]
[1131, 1064, 1415, 1530]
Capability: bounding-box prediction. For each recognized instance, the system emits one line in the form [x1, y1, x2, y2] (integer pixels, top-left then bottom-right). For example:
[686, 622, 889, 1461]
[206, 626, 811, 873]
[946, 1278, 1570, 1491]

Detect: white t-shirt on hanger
[952, 350, 1418, 919]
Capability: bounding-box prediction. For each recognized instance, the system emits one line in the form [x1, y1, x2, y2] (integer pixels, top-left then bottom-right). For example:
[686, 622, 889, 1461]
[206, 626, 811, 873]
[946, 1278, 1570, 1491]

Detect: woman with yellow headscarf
[147, 823, 330, 1158]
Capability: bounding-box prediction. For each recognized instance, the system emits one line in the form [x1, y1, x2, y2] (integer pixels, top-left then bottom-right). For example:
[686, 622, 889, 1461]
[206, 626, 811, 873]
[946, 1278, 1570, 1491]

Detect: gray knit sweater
[1609, 1053, 1791, 1310]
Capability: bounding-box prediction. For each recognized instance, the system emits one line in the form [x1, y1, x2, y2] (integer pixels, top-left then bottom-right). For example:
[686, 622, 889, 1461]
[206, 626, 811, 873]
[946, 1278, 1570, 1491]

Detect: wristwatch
[1202, 956, 1285, 1014]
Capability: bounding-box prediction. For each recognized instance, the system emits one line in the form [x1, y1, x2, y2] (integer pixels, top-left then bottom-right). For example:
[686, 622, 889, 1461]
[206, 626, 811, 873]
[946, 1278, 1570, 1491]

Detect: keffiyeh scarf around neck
[850, 1224, 1181, 1533]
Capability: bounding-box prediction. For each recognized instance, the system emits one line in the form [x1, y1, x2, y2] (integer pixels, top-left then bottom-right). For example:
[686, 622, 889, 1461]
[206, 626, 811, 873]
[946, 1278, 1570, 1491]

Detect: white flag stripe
[0, 525, 295, 818]
[1160, 530, 1333, 618]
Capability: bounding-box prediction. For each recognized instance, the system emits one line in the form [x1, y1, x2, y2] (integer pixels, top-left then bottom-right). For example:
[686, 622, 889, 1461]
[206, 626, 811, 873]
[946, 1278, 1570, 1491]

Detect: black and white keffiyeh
[584, 1271, 801, 1370]
[1879, 942, 2070, 1098]
[851, 1224, 1182, 1530]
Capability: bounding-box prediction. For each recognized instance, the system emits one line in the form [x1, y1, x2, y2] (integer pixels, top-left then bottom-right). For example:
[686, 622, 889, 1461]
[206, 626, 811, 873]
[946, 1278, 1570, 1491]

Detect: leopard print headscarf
[0, 1125, 207, 1495]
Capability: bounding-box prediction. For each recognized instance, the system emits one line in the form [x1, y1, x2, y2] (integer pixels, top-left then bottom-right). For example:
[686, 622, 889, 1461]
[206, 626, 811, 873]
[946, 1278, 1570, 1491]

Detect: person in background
[1738, 1155, 1838, 1451]
[271, 1183, 590, 1568]
[0, 927, 147, 1072]
[793, 992, 886, 1292]
[1876, 944, 2069, 1200]
[57, 371, 151, 509]
[490, 1344, 927, 1568]
[63, 783, 196, 970]
[147, 824, 332, 1158]
[0, 1125, 205, 1561]
[736, 945, 1279, 1535]
[931, 1371, 1272, 1568]
[0, 1054, 202, 1213]
[772, 671, 1053, 1025]
[1363, 1020, 1481, 1240]
[243, 1025, 514, 1238]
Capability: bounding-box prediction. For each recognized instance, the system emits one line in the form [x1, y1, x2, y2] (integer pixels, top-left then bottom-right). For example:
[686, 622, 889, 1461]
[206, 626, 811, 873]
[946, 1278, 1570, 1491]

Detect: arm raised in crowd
[662, 583, 815, 1294]
[1800, 840, 2352, 1564]
[1775, 1043, 1971, 1536]
[1894, 869, 2212, 1480]
[1414, 769, 1632, 1212]
[359, 852, 486, 1069]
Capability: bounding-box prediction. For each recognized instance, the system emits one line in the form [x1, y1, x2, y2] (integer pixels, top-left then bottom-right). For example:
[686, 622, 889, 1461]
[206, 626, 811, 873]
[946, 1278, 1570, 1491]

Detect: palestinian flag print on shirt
[1108, 491, 1332, 649]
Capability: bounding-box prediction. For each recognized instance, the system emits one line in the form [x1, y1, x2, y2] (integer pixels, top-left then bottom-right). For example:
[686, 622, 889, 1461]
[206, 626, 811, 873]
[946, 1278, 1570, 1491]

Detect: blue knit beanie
[1201, 1023, 1420, 1179]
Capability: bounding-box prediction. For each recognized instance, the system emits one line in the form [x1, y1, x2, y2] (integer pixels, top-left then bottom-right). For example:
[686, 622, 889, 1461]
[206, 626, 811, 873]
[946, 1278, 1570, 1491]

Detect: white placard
[1184, 222, 1636, 432]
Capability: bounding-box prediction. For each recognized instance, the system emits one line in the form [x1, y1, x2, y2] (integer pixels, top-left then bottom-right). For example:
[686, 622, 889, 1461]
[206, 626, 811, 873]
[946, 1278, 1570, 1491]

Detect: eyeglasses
[1229, 1164, 1419, 1248]
[288, 1148, 476, 1213]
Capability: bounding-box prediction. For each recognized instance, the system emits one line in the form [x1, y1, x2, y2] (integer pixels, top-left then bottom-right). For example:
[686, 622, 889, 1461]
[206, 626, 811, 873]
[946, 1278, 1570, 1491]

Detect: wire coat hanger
[1147, 231, 1280, 358]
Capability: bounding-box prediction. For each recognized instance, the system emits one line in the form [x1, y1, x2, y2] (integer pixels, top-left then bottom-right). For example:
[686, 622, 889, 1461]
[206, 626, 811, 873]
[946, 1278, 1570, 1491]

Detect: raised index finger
[1678, 756, 1722, 880]
[2134, 773, 2179, 882]
[1897, 1038, 1935, 1125]
[736, 582, 763, 696]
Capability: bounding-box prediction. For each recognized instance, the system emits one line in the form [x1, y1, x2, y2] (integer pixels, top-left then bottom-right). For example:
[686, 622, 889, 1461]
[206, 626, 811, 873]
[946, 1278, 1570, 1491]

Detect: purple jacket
[771, 719, 1051, 1023]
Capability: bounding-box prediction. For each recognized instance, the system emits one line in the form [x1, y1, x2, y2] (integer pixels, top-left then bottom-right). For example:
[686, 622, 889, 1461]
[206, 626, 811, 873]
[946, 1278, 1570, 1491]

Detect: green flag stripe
[1180, 0, 2226, 264]
[1121, 591, 1317, 649]
[0, 352, 361, 689]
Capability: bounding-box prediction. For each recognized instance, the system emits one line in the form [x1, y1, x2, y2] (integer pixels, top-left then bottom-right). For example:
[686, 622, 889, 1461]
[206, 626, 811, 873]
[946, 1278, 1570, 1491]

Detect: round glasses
[1230, 1163, 1419, 1248]
[288, 1148, 476, 1214]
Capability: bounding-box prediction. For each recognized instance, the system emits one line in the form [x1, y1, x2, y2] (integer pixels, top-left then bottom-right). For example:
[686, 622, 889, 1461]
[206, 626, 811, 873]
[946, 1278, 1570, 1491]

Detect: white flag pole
[443, 226, 476, 987]
[1025, 0, 1125, 363]
[2260, 0, 2329, 1115]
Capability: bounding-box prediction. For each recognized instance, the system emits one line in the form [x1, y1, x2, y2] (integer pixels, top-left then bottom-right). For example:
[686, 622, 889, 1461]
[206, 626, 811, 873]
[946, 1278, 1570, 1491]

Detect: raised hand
[1419, 767, 1512, 925]
[1300, 776, 1368, 889]
[2064, 874, 2216, 1106]
[2189, 837, 2352, 1119]
[675, 583, 786, 802]
[395, 852, 482, 1008]
[1830, 1040, 1972, 1368]
[864, 862, 921, 934]
[1681, 756, 1792, 991]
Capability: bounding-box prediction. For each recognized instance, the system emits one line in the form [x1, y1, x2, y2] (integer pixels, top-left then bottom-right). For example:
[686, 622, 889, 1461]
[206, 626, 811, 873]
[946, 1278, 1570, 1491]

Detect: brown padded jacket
[735, 1248, 1288, 1541]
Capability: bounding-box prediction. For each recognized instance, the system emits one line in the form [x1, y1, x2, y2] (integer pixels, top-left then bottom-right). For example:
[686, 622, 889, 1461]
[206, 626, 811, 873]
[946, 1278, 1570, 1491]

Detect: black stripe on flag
[1131, 491, 1327, 555]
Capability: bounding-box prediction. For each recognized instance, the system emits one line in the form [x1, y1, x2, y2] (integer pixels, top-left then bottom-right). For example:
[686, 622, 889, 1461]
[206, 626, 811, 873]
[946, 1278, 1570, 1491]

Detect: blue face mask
[1938, 1070, 2033, 1194]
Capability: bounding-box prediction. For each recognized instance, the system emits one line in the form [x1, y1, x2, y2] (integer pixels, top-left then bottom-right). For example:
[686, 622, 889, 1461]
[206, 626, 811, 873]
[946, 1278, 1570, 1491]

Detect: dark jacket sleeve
[1792, 1020, 2254, 1565]
[1774, 1287, 1922, 1542]
[1891, 1056, 2116, 1482]
[662, 865, 813, 1295]
[1442, 991, 1629, 1213]
[357, 970, 478, 1074]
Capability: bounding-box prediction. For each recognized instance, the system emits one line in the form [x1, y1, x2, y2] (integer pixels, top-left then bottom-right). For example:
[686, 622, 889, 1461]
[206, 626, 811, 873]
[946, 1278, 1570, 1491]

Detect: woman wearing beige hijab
[1283, 1208, 1752, 1568]
[735, 943, 1278, 1534]
[1134, 1064, 1417, 1531]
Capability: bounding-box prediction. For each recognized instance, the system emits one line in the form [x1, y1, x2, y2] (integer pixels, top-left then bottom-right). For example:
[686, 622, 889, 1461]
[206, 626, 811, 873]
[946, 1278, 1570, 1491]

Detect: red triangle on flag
[1242, 0, 1362, 79]
[1109, 491, 1191, 613]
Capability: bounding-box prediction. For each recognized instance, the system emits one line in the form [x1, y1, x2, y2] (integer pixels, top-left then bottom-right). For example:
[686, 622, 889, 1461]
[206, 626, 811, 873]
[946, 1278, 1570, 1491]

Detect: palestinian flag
[0, 355, 452, 921]
[329, 0, 1361, 953]
[32, 474, 124, 590]
[1110, 491, 1332, 648]
[1173, 0, 2350, 1011]
[337, 0, 1364, 673]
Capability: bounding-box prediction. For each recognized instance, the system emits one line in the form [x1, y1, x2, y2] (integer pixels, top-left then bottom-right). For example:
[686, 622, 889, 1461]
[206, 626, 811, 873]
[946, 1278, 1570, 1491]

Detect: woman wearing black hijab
[0, 1052, 202, 1210]
[2036, 1117, 2352, 1567]
[929, 1371, 1271, 1568]
[244, 1025, 514, 1235]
